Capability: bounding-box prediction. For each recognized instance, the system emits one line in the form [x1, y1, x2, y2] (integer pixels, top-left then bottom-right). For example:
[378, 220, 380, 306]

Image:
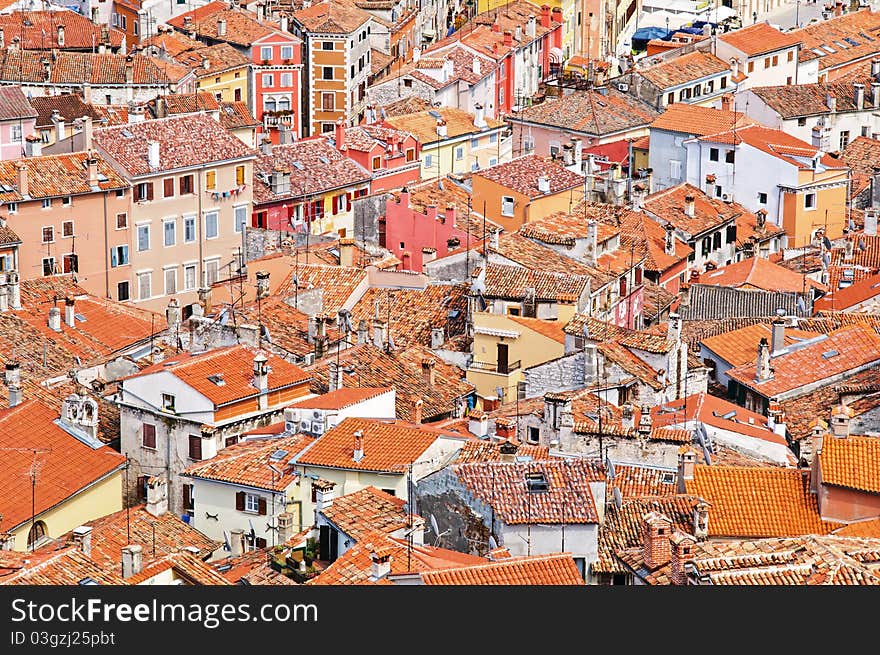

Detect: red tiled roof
[93, 113, 254, 177]
[295, 417, 451, 473]
[289, 387, 392, 410]
[700, 124, 846, 169]
[320, 486, 410, 542]
[0, 85, 36, 121]
[726, 325, 880, 398]
[126, 345, 311, 406]
[420, 553, 584, 585]
[454, 459, 605, 525]
[252, 138, 371, 205]
[683, 464, 840, 537]
[505, 314, 567, 344]
[719, 22, 801, 56]
[642, 183, 738, 237]
[275, 263, 368, 315]
[0, 546, 126, 585]
[474, 154, 584, 198]
[819, 435, 880, 494]
[700, 323, 822, 367]
[173, 43, 249, 78]
[649, 103, 755, 135]
[699, 256, 824, 293]
[183, 434, 313, 490]
[168, 3, 289, 47]
[792, 9, 880, 71]
[0, 151, 127, 203]
[455, 439, 550, 463]
[0, 10, 124, 50]
[814, 271, 880, 312]
[292, 0, 372, 33]
[833, 518, 880, 538]
[0, 50, 187, 86]
[638, 50, 730, 88]
[611, 464, 679, 497]
[29, 93, 102, 129]
[0, 400, 125, 532]
[57, 505, 219, 571]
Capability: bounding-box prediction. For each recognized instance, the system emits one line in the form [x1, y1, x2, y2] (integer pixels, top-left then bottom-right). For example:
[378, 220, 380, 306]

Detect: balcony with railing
[263, 111, 295, 128]
[469, 359, 521, 374]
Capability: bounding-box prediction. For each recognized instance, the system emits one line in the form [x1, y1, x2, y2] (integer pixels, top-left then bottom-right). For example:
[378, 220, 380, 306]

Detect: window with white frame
[110, 244, 129, 267]
[454, 146, 464, 160]
[204, 259, 219, 286]
[11, 124, 21, 142]
[163, 219, 176, 247]
[424, 153, 433, 168]
[280, 45, 293, 59]
[804, 192, 816, 209]
[42, 198, 51, 209]
[137, 224, 150, 251]
[137, 271, 151, 300]
[164, 267, 177, 295]
[205, 211, 218, 239]
[41, 226, 54, 243]
[260, 46, 272, 61]
[670, 159, 682, 179]
[262, 73, 274, 87]
[42, 257, 55, 276]
[501, 196, 515, 216]
[244, 493, 260, 513]
[184, 215, 196, 243]
[280, 72, 293, 87]
[234, 205, 247, 232]
[184, 264, 197, 291]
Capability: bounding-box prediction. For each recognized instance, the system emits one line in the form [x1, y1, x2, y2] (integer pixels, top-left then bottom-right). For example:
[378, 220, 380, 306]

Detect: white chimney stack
[537, 175, 551, 194]
[473, 102, 486, 128]
[684, 194, 695, 217]
[353, 429, 364, 462]
[71, 525, 92, 556]
[147, 140, 160, 169]
[121, 544, 143, 578]
[64, 296, 76, 328]
[48, 306, 62, 332]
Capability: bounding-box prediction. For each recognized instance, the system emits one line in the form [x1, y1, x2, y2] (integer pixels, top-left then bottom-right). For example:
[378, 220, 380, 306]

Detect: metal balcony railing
[469, 359, 521, 374]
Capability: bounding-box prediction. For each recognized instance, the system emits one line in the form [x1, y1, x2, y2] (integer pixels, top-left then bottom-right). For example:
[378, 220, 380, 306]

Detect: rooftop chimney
[421, 358, 435, 386]
[165, 297, 181, 328]
[369, 547, 393, 580]
[48, 306, 62, 332]
[253, 352, 269, 394]
[256, 270, 270, 299]
[826, 91, 837, 112]
[770, 317, 786, 357]
[664, 223, 676, 256]
[0, 532, 14, 550]
[641, 511, 672, 571]
[5, 361, 20, 388]
[372, 319, 388, 349]
[855, 82, 865, 111]
[670, 532, 696, 585]
[71, 525, 92, 556]
[436, 118, 447, 138]
[755, 336, 772, 381]
[339, 237, 355, 267]
[693, 500, 709, 540]
[830, 403, 852, 438]
[585, 220, 598, 265]
[472, 57, 481, 76]
[217, 18, 227, 36]
[147, 140, 160, 170]
[121, 544, 143, 578]
[353, 429, 364, 462]
[64, 296, 76, 328]
[540, 3, 551, 28]
[430, 326, 444, 349]
[357, 318, 369, 345]
[684, 194, 695, 217]
[503, 30, 512, 46]
[277, 512, 294, 543]
[473, 102, 486, 128]
[677, 447, 696, 488]
[57, 24, 65, 47]
[0, 27, 4, 48]
[229, 529, 246, 556]
[621, 402, 635, 432]
[199, 286, 213, 315]
[492, 20, 501, 33]
[720, 93, 733, 112]
[260, 136, 273, 156]
[15, 162, 28, 198]
[335, 119, 346, 151]
[413, 398, 423, 425]
[637, 402, 653, 440]
[85, 149, 99, 187]
[537, 174, 551, 194]
[872, 58, 880, 81]
[145, 475, 168, 517]
[526, 14, 537, 38]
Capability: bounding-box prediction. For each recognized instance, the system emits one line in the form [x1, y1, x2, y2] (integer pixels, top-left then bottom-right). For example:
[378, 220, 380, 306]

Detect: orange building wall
[212, 382, 312, 422]
[472, 175, 583, 232]
[818, 484, 880, 523]
[781, 185, 847, 248]
[311, 42, 347, 133]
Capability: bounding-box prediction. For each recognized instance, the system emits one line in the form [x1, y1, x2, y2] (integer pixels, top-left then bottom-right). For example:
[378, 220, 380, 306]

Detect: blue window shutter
[111, 247, 118, 267]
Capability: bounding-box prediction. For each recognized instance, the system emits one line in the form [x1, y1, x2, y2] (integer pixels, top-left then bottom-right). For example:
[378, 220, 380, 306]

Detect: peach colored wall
[6, 190, 132, 300]
[128, 160, 253, 311]
[818, 484, 880, 523]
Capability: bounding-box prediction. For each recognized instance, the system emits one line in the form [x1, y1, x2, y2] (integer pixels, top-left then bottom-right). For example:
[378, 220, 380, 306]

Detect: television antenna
[428, 513, 450, 546]
[488, 535, 498, 550]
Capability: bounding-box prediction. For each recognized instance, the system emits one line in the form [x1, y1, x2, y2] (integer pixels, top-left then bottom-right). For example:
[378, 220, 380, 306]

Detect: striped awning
[549, 46, 564, 63]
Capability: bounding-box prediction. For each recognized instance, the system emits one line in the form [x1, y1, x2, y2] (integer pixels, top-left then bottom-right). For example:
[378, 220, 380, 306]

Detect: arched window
[27, 521, 47, 549]
[278, 97, 291, 112]
[265, 98, 277, 113]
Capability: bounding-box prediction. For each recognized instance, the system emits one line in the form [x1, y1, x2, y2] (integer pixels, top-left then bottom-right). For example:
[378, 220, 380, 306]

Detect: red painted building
[382, 184, 476, 272]
[334, 121, 421, 194]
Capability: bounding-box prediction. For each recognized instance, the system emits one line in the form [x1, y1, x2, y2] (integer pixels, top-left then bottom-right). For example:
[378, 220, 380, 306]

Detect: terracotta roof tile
[680, 283, 812, 321]
[320, 486, 410, 542]
[0, 49, 186, 86]
[168, 3, 288, 47]
[475, 154, 584, 198]
[349, 284, 468, 349]
[93, 113, 254, 176]
[683, 464, 839, 537]
[455, 439, 550, 463]
[173, 42, 249, 78]
[699, 256, 823, 293]
[454, 459, 605, 525]
[143, 30, 204, 57]
[637, 50, 730, 88]
[252, 138, 371, 205]
[719, 22, 801, 56]
[700, 124, 846, 169]
[726, 324, 880, 398]
[700, 322, 822, 367]
[642, 183, 738, 237]
[292, 0, 372, 33]
[0, 85, 36, 122]
[819, 435, 880, 494]
[0, 151, 126, 203]
[290, 387, 392, 410]
[611, 464, 680, 497]
[383, 106, 503, 144]
[29, 93, 102, 129]
[512, 87, 659, 137]
[127, 345, 311, 406]
[127, 551, 231, 584]
[0, 546, 126, 585]
[184, 434, 312, 489]
[306, 343, 473, 422]
[0, 400, 125, 531]
[275, 263, 368, 316]
[56, 504, 218, 571]
[505, 314, 567, 344]
[833, 517, 880, 537]
[420, 553, 584, 584]
[295, 417, 452, 472]
[792, 9, 880, 71]
[649, 103, 755, 135]
[0, 10, 124, 50]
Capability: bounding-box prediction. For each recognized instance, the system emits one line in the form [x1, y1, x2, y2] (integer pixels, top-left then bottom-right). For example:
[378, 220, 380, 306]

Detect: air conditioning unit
[284, 408, 300, 432]
[299, 420, 311, 432]
[311, 421, 324, 435]
[721, 192, 733, 202]
[617, 82, 629, 92]
[312, 410, 322, 419]
[303, 353, 315, 366]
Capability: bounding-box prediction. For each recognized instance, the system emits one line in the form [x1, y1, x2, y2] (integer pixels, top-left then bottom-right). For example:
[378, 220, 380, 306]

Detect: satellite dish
[488, 535, 498, 550]
[223, 530, 232, 552]
[248, 519, 257, 544]
[612, 486, 623, 508]
[429, 514, 440, 536]
[797, 297, 807, 313]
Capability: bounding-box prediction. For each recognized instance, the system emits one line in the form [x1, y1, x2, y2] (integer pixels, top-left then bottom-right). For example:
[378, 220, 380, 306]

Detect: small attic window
[78, 577, 100, 585]
[661, 472, 675, 484]
[208, 373, 225, 386]
[525, 472, 549, 492]
[74, 313, 86, 322]
[822, 350, 839, 359]
[269, 449, 288, 461]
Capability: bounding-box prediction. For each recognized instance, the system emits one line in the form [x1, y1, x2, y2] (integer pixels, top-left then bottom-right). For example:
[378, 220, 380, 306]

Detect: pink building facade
[252, 31, 303, 143]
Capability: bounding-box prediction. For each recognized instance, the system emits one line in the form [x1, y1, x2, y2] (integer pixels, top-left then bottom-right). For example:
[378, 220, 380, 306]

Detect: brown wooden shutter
[258, 497, 267, 515]
[142, 423, 156, 449]
[255, 537, 267, 548]
[189, 434, 202, 460]
[332, 194, 338, 214]
[235, 491, 245, 511]
[183, 483, 193, 510]
[163, 178, 174, 197]
[146, 182, 154, 200]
